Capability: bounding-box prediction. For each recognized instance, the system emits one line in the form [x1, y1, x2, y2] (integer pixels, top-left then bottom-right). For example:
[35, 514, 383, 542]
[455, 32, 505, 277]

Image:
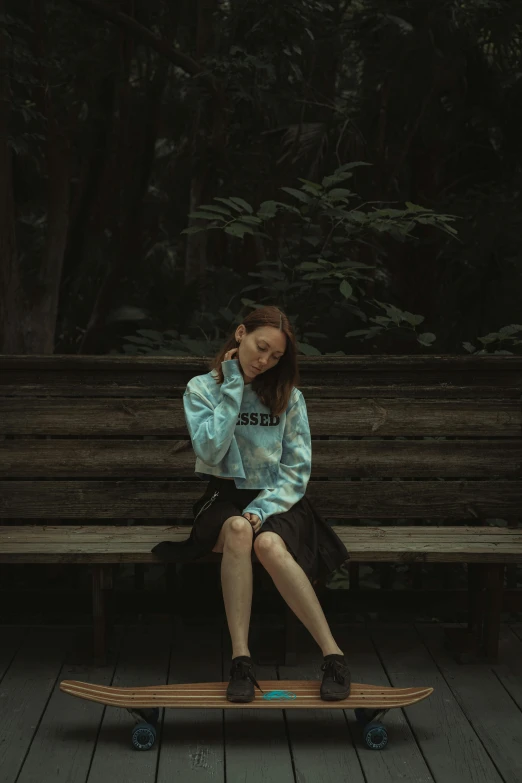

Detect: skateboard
[60, 679, 433, 751]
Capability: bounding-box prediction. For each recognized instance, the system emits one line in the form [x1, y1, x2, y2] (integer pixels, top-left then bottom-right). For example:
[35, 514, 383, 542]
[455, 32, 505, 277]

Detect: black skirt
[152, 476, 350, 584]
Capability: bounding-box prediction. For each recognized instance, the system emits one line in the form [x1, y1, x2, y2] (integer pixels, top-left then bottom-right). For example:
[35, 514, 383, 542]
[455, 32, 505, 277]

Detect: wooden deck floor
[1, 618, 521, 783]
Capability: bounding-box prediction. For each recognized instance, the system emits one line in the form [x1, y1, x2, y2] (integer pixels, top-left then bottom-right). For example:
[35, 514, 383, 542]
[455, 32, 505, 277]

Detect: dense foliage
[1, 0, 521, 356]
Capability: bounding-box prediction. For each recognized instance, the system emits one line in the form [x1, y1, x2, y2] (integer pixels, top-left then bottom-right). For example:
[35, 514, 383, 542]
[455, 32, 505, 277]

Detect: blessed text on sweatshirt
[182, 359, 312, 525]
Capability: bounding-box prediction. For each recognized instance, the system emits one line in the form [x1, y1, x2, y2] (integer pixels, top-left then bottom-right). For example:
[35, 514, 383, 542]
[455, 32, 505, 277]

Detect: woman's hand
[224, 347, 239, 361]
[243, 512, 262, 533]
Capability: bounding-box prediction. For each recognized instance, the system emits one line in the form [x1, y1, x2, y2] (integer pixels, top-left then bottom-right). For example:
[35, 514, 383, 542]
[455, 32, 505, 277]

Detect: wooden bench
[1, 354, 521, 665]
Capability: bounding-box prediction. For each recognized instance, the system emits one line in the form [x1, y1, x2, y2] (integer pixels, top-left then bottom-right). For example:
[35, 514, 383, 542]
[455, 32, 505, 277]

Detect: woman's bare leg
[254, 532, 344, 657]
[212, 516, 254, 659]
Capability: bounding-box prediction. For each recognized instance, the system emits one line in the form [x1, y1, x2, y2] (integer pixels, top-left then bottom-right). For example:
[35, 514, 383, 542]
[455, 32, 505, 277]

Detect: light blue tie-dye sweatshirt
[183, 359, 312, 526]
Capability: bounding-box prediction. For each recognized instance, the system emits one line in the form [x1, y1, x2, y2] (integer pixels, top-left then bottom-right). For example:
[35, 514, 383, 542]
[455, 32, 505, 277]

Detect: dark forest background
[1, 0, 521, 359]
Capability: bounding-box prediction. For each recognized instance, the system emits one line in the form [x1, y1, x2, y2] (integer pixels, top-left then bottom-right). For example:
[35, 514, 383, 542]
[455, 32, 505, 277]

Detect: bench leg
[92, 565, 112, 664]
[444, 562, 486, 662]
[166, 563, 179, 597]
[483, 564, 504, 663]
[134, 564, 145, 591]
[445, 563, 504, 663]
[284, 605, 298, 666]
[468, 562, 485, 640]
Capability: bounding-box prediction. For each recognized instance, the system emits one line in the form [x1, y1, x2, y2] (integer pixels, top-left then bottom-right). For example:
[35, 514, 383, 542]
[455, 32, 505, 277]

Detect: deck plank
[223, 625, 295, 783]
[157, 619, 225, 782]
[418, 622, 522, 783]
[2, 621, 522, 783]
[0, 627, 74, 783]
[325, 622, 434, 782]
[0, 625, 28, 680]
[491, 625, 522, 712]
[16, 627, 124, 783]
[371, 623, 504, 783]
[509, 622, 522, 642]
[86, 623, 172, 783]
[278, 621, 365, 783]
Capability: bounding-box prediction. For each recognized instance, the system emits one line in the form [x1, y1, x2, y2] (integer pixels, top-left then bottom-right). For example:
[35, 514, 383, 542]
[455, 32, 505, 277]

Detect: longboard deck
[60, 679, 433, 710]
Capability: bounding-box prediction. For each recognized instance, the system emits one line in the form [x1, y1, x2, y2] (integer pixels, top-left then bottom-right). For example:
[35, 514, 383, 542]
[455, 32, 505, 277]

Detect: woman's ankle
[232, 649, 251, 660]
[321, 645, 344, 657]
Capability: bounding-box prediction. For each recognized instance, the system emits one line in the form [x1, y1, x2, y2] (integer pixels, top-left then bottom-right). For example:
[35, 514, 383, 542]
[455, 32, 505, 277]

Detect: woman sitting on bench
[153, 305, 350, 703]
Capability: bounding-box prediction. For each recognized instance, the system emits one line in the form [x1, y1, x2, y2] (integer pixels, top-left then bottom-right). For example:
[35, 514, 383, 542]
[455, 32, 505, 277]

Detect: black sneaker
[226, 656, 263, 703]
[320, 654, 351, 701]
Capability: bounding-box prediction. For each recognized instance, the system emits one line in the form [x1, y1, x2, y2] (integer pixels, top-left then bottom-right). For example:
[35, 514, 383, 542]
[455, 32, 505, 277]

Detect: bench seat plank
[1, 526, 521, 563]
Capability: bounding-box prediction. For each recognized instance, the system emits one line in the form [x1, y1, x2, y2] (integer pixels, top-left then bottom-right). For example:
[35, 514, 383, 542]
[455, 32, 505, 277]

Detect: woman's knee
[223, 515, 253, 550]
[253, 531, 287, 560]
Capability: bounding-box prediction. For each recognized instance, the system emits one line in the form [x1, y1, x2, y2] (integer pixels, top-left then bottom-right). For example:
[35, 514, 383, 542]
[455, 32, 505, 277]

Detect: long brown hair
[209, 306, 300, 416]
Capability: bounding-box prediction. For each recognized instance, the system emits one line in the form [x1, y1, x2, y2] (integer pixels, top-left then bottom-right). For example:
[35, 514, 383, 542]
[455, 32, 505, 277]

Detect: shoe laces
[320, 658, 347, 684]
[229, 659, 264, 692]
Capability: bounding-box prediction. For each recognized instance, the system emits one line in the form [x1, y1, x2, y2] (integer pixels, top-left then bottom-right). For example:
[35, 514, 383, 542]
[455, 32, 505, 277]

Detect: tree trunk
[183, 0, 222, 301]
[79, 59, 168, 354]
[0, 0, 23, 353]
[0, 1, 72, 355]
[28, 0, 73, 354]
[57, 74, 118, 348]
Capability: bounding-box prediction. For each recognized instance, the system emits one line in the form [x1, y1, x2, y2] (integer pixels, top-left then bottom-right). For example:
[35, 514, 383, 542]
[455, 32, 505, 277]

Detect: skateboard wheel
[131, 722, 157, 751]
[363, 721, 388, 751]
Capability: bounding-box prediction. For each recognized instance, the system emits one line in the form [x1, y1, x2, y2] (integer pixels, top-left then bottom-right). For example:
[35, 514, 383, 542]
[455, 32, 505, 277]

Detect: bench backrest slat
[1, 355, 520, 523]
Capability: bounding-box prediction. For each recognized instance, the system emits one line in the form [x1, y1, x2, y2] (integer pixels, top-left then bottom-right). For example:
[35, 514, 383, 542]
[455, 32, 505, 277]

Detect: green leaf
[499, 324, 522, 336]
[137, 329, 163, 341]
[272, 201, 302, 215]
[322, 172, 354, 188]
[297, 178, 323, 195]
[417, 332, 436, 345]
[224, 224, 246, 238]
[322, 162, 371, 188]
[214, 197, 245, 212]
[257, 200, 278, 219]
[198, 204, 232, 216]
[237, 215, 263, 225]
[340, 279, 353, 299]
[303, 236, 322, 247]
[280, 187, 312, 204]
[345, 329, 372, 338]
[297, 341, 322, 356]
[188, 211, 224, 220]
[123, 336, 154, 345]
[327, 188, 354, 201]
[299, 272, 323, 280]
[181, 226, 206, 235]
[371, 208, 407, 218]
[379, 302, 405, 322]
[229, 197, 253, 213]
[401, 311, 425, 326]
[346, 211, 367, 224]
[297, 261, 323, 270]
[404, 202, 426, 212]
[225, 223, 255, 238]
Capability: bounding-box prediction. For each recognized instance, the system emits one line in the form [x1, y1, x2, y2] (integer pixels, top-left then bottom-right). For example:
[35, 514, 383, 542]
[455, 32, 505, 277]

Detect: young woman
[153, 306, 351, 703]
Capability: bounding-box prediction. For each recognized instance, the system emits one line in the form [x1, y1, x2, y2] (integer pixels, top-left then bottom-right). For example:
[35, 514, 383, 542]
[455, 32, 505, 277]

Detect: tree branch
[65, 0, 218, 92]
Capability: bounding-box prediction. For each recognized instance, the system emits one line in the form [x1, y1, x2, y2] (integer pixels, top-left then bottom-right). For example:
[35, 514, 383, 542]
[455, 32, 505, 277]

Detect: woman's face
[235, 326, 287, 383]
